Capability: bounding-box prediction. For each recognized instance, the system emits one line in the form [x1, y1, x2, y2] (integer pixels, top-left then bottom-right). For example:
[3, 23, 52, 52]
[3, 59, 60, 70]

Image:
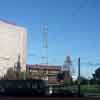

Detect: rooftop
[26, 64, 62, 70]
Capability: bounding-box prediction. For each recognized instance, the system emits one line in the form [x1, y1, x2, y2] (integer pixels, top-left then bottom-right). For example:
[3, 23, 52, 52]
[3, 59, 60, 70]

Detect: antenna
[41, 24, 48, 65]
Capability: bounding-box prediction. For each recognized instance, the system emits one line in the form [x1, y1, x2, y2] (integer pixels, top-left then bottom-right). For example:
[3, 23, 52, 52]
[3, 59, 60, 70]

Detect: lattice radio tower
[41, 24, 48, 65]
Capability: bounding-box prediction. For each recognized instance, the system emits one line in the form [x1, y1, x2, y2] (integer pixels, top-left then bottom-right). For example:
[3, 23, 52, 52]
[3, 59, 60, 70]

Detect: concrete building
[0, 20, 27, 77]
[26, 64, 71, 85]
[26, 64, 61, 85]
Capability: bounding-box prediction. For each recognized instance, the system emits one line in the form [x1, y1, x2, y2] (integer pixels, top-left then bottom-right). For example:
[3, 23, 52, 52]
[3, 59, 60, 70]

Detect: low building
[26, 64, 72, 85]
[26, 64, 62, 85]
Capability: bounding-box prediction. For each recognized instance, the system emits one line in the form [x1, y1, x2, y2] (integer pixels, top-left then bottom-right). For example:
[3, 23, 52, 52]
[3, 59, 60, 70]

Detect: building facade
[26, 64, 64, 85]
[0, 21, 27, 77]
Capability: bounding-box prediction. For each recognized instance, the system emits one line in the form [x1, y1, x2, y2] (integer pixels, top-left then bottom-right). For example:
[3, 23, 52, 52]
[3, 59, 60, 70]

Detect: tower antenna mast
[41, 24, 48, 65]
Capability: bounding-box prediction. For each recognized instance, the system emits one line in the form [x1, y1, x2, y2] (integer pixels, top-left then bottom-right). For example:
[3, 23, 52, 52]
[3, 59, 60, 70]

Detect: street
[0, 97, 100, 100]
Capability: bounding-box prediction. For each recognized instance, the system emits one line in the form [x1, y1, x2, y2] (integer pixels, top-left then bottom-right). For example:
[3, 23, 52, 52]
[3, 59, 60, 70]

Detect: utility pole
[78, 57, 80, 97]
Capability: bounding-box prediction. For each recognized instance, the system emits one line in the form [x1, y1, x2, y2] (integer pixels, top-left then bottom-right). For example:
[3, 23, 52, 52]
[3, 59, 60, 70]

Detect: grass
[52, 84, 100, 95]
[80, 85, 100, 93]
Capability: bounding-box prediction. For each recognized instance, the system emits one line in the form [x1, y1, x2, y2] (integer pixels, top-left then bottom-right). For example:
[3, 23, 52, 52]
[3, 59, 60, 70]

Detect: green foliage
[81, 85, 100, 93]
[72, 76, 88, 85]
[63, 80, 71, 86]
[80, 76, 88, 85]
[3, 67, 16, 80]
[56, 72, 64, 82]
[1, 67, 26, 80]
[19, 71, 26, 79]
[93, 67, 100, 80]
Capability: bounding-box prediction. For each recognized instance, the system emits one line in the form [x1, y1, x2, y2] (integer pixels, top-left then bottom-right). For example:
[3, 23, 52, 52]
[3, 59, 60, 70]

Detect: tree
[2, 67, 16, 80]
[56, 72, 64, 82]
[89, 67, 100, 85]
[1, 67, 25, 80]
[93, 67, 100, 80]
[63, 80, 72, 86]
[80, 76, 88, 84]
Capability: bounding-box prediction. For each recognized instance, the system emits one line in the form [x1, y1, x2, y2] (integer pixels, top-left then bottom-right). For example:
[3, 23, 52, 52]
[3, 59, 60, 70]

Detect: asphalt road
[0, 97, 100, 100]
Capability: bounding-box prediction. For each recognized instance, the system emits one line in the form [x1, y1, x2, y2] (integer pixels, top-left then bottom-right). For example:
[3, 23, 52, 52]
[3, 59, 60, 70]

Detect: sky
[0, 0, 100, 77]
